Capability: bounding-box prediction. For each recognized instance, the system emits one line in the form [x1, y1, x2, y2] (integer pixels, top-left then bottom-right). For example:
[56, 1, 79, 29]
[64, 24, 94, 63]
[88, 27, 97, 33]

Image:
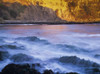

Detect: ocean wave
[0, 36, 100, 74]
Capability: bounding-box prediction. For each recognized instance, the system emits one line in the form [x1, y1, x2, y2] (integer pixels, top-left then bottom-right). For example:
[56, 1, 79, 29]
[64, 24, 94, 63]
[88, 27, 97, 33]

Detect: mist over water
[0, 24, 100, 74]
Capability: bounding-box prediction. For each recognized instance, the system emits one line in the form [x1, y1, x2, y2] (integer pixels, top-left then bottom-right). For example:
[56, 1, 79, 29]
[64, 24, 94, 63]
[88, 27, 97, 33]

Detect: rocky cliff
[17, 5, 66, 22]
[0, 0, 66, 23]
[1, 0, 100, 23]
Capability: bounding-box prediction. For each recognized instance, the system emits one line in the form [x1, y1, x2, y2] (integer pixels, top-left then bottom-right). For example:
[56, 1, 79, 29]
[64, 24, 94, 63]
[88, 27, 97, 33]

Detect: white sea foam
[0, 24, 100, 73]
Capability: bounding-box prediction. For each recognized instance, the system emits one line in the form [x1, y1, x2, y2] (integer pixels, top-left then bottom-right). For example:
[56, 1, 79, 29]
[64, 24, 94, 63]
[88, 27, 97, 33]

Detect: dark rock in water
[93, 68, 100, 72]
[1, 64, 40, 74]
[66, 72, 79, 74]
[43, 70, 54, 74]
[85, 68, 100, 74]
[0, 44, 25, 50]
[35, 63, 41, 67]
[59, 56, 100, 74]
[0, 63, 80, 74]
[17, 36, 40, 41]
[17, 36, 50, 44]
[0, 51, 9, 61]
[94, 54, 100, 59]
[55, 44, 76, 49]
[32, 63, 41, 68]
[92, 63, 100, 67]
[10, 53, 34, 62]
[3, 45, 17, 49]
[0, 63, 91, 74]
[59, 56, 100, 67]
[0, 46, 3, 49]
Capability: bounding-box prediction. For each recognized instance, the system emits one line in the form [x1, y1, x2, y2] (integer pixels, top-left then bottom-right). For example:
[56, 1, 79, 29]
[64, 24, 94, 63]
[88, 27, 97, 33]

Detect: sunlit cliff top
[3, 0, 100, 22]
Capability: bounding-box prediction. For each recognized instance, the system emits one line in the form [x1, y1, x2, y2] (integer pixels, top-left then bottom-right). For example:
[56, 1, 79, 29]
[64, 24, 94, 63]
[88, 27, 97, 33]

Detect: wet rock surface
[59, 56, 100, 67]
[59, 56, 100, 74]
[0, 51, 10, 61]
[1, 45, 18, 49]
[66, 72, 79, 74]
[0, 64, 40, 74]
[16, 36, 40, 41]
[0, 44, 25, 50]
[43, 70, 54, 74]
[16, 36, 50, 44]
[10, 53, 34, 62]
[85, 68, 100, 74]
[2, 63, 99, 74]
[0, 63, 80, 74]
[94, 54, 100, 59]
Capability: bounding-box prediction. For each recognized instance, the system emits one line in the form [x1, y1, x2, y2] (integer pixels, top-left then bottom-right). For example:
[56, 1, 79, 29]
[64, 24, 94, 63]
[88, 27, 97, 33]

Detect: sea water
[0, 24, 100, 74]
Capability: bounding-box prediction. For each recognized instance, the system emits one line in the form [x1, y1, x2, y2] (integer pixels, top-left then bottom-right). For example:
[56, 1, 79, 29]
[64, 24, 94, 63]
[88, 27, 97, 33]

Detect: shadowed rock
[0, 51, 9, 61]
[10, 53, 34, 62]
[43, 70, 54, 74]
[0, 63, 81, 74]
[66, 72, 79, 74]
[59, 56, 100, 67]
[0, 44, 25, 50]
[85, 68, 100, 74]
[17, 36, 40, 41]
[94, 54, 100, 59]
[17, 36, 50, 44]
[2, 45, 17, 49]
[1, 64, 40, 74]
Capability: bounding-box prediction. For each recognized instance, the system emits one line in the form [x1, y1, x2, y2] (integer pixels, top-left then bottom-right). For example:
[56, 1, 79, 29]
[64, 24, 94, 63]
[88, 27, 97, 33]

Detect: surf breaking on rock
[0, 36, 100, 74]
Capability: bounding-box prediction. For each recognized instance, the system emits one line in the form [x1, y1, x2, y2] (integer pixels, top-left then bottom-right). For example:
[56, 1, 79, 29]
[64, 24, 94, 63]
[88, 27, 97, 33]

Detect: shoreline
[0, 20, 100, 25]
[0, 22, 100, 25]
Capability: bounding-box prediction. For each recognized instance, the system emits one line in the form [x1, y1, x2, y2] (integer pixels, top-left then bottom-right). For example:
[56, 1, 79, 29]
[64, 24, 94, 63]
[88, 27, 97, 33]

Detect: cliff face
[2, 0, 100, 22]
[0, 2, 26, 20]
[0, 1, 65, 22]
[17, 5, 65, 22]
